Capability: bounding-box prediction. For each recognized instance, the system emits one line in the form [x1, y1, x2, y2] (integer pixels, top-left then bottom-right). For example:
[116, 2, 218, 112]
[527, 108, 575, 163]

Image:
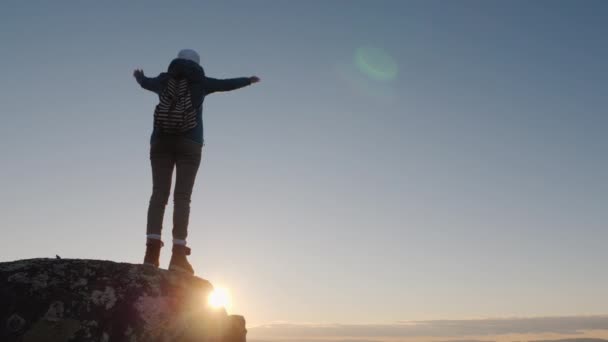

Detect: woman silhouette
[134, 49, 260, 274]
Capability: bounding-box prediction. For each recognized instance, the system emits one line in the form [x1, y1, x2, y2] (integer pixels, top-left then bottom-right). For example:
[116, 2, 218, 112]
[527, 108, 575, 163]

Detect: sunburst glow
[208, 287, 230, 309]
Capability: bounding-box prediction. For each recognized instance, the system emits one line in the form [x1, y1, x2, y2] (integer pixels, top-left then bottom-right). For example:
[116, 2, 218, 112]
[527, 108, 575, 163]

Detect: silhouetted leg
[172, 138, 202, 241]
[147, 140, 176, 237]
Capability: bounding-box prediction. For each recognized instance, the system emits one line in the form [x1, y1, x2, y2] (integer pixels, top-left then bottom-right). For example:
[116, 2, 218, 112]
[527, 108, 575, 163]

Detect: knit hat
[177, 49, 200, 65]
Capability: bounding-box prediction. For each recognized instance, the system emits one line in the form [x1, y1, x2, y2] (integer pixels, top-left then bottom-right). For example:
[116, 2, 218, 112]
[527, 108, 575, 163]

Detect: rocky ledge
[0, 258, 246, 342]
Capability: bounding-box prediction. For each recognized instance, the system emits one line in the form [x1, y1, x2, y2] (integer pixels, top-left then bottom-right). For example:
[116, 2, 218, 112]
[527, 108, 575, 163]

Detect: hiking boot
[169, 245, 194, 274]
[143, 239, 164, 267]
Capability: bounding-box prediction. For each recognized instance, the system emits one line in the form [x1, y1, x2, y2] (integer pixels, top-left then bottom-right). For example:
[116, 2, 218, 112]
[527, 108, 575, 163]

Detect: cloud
[248, 315, 608, 339]
[434, 340, 496, 342]
[530, 339, 608, 342]
[250, 340, 383, 342]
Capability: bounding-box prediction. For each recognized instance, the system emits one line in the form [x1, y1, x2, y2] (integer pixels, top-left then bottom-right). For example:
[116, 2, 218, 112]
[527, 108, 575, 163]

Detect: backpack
[153, 78, 197, 133]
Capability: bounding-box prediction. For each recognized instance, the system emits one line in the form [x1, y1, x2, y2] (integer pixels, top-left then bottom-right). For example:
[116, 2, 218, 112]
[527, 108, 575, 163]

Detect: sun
[208, 287, 230, 309]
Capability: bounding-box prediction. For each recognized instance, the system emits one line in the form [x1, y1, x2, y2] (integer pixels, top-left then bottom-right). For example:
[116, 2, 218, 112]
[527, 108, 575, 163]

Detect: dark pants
[146, 136, 202, 240]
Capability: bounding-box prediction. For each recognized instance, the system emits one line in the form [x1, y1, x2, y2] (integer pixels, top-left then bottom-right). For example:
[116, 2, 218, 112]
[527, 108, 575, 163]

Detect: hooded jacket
[137, 58, 251, 145]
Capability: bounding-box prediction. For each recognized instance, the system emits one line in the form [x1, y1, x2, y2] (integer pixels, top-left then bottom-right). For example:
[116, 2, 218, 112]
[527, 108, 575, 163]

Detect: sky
[1, 0, 607, 341]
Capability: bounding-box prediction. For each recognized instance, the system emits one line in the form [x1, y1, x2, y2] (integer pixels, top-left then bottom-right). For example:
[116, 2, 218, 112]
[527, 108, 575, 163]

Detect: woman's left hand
[133, 69, 144, 80]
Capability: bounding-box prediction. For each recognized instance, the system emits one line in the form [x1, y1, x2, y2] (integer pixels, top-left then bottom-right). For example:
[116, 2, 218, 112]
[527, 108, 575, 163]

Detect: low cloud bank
[249, 315, 608, 339]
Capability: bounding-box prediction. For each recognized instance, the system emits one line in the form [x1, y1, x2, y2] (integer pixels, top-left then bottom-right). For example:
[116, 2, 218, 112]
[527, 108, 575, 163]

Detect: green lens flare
[354, 46, 398, 82]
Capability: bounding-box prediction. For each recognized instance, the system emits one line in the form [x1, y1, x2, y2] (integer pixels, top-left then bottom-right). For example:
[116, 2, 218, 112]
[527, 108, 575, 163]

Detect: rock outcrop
[0, 258, 246, 342]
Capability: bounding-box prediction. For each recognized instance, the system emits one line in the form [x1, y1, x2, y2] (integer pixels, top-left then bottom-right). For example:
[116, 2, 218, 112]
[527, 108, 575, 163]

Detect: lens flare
[354, 46, 398, 82]
[208, 287, 230, 309]
[336, 61, 396, 104]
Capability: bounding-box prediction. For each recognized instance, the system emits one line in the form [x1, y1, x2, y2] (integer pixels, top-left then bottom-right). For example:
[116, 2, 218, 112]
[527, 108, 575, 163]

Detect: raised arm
[133, 69, 166, 94]
[204, 76, 260, 94]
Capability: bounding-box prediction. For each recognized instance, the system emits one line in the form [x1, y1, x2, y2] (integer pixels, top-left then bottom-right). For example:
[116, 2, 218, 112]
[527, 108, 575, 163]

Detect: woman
[133, 49, 260, 274]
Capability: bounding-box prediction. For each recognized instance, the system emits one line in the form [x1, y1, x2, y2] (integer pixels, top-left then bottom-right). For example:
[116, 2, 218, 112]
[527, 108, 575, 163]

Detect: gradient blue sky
[1, 0, 607, 333]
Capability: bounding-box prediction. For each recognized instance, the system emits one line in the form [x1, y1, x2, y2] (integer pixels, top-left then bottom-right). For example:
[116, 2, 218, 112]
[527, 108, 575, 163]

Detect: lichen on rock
[91, 286, 117, 310]
[6, 314, 26, 333]
[44, 301, 64, 321]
